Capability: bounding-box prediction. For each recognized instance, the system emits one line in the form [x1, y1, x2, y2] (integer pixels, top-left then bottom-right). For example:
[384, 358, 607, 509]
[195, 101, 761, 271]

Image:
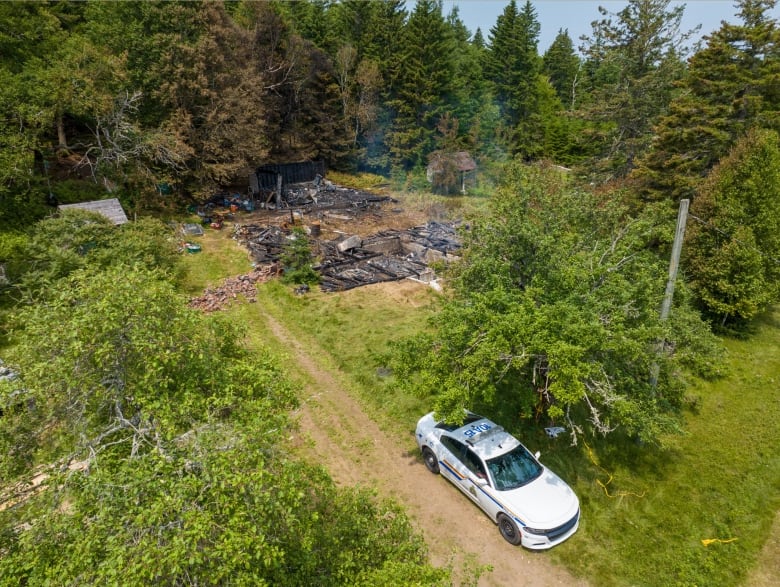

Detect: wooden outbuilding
[426, 151, 477, 194]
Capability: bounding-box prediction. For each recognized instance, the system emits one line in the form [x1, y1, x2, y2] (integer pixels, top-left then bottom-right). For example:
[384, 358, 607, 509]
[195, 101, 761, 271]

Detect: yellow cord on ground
[701, 538, 738, 547]
[584, 442, 646, 499]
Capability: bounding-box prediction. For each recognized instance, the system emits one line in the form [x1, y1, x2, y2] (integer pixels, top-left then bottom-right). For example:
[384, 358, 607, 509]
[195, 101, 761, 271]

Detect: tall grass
[325, 171, 389, 191]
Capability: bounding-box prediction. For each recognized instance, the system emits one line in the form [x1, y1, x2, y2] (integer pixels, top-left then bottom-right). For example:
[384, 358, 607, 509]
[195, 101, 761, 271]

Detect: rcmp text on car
[415, 411, 579, 549]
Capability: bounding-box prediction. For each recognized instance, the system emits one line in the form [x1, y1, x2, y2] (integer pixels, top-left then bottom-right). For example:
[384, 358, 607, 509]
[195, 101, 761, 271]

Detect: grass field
[177, 219, 254, 295]
[254, 279, 440, 430]
[554, 309, 780, 586]
[183, 204, 779, 587]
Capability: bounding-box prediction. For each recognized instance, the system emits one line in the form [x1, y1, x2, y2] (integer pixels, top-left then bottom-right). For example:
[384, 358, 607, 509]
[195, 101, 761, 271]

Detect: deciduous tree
[8, 209, 179, 303]
[0, 260, 445, 585]
[389, 162, 721, 444]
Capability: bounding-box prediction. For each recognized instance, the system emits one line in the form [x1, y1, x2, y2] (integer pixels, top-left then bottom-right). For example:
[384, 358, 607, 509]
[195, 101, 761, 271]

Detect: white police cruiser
[415, 411, 579, 549]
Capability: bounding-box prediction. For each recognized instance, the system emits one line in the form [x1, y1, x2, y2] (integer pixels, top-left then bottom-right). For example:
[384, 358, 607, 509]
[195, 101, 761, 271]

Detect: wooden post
[651, 198, 689, 387]
[275, 173, 282, 209]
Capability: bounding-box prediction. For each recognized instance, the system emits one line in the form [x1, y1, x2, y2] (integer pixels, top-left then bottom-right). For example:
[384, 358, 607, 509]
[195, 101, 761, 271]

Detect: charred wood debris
[238, 220, 460, 293]
[188, 181, 461, 311]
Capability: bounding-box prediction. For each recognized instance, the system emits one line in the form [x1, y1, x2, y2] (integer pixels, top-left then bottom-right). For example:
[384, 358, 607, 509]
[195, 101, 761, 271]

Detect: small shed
[58, 198, 129, 225]
[426, 151, 477, 194]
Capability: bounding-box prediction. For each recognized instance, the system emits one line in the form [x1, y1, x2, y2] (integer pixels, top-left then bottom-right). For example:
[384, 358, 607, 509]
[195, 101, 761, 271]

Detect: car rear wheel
[422, 446, 440, 474]
[497, 513, 522, 545]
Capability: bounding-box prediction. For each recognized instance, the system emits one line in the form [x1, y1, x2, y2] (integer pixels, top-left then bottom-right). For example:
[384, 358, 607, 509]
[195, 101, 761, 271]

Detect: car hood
[500, 468, 579, 528]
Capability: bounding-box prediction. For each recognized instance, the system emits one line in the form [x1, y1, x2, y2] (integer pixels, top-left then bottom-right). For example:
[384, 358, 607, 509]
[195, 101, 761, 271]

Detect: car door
[439, 436, 483, 506]
[460, 446, 503, 519]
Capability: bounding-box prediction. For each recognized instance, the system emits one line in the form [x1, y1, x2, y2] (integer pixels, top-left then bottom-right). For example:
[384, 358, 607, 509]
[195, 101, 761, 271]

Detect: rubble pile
[316, 252, 429, 292]
[188, 264, 281, 312]
[368, 221, 462, 258]
[232, 220, 462, 293]
[185, 178, 463, 309]
[233, 225, 288, 264]
[314, 221, 461, 292]
[282, 181, 394, 210]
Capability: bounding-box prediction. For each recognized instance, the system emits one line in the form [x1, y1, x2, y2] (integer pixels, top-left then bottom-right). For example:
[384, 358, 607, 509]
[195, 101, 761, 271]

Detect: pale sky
[439, 0, 779, 52]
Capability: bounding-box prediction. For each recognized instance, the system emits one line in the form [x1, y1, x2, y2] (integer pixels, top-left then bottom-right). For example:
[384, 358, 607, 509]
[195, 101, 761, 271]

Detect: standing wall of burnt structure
[249, 161, 326, 207]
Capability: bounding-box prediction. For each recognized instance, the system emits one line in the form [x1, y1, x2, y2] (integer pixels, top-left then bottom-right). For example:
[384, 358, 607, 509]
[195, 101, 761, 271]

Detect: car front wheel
[497, 513, 523, 545]
[422, 446, 440, 474]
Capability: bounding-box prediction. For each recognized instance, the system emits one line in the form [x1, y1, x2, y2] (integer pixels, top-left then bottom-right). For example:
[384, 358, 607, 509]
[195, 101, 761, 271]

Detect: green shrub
[280, 227, 320, 286]
[50, 179, 108, 205]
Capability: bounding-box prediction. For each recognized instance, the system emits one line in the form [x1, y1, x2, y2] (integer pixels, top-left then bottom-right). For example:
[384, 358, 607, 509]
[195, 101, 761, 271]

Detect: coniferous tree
[485, 0, 520, 124]
[84, 1, 207, 126]
[330, 0, 407, 171]
[634, 0, 780, 201]
[387, 0, 454, 170]
[0, 3, 71, 221]
[539, 29, 599, 165]
[85, 2, 350, 191]
[683, 128, 780, 329]
[472, 27, 486, 49]
[485, 0, 543, 154]
[279, 44, 352, 168]
[331, 0, 406, 65]
[144, 2, 273, 193]
[1, 2, 192, 219]
[579, 0, 695, 179]
[270, 0, 336, 54]
[445, 6, 488, 153]
[543, 29, 582, 110]
[464, 24, 506, 161]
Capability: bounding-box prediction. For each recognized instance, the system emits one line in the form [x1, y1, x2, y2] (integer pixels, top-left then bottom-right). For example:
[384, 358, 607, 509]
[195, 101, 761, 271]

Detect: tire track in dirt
[264, 311, 587, 587]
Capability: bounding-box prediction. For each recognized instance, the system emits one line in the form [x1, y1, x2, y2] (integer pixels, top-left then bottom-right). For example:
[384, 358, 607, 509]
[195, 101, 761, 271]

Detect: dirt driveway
[262, 292, 588, 587]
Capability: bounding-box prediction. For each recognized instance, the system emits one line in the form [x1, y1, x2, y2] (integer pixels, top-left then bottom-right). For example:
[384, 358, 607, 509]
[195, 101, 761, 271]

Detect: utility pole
[651, 198, 689, 387]
[660, 199, 690, 321]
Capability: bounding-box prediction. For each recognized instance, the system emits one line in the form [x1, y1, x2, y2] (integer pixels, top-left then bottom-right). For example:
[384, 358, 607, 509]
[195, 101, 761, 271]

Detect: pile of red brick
[188, 264, 281, 312]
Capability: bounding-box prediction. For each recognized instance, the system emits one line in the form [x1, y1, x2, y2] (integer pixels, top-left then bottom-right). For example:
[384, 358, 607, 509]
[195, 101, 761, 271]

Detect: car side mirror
[475, 476, 488, 486]
[534, 451, 541, 460]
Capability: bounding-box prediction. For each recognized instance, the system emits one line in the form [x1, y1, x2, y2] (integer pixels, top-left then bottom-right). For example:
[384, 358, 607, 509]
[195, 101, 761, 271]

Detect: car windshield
[486, 444, 543, 491]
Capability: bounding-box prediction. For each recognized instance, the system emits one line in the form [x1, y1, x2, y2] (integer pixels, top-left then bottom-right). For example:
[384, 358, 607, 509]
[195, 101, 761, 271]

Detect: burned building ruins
[249, 161, 326, 208]
[187, 167, 463, 311]
[234, 221, 461, 293]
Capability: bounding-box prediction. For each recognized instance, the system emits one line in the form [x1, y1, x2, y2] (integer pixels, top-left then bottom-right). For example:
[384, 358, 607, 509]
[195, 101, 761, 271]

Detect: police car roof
[454, 417, 520, 460]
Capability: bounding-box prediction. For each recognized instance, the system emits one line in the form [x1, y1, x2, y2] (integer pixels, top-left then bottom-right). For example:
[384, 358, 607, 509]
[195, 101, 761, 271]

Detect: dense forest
[1, 0, 779, 584]
[1, 0, 779, 322]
